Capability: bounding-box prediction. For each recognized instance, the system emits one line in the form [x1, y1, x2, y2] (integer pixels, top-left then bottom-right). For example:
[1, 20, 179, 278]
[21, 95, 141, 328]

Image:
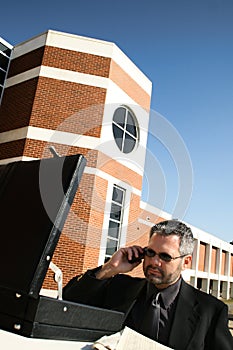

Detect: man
[63, 220, 233, 349]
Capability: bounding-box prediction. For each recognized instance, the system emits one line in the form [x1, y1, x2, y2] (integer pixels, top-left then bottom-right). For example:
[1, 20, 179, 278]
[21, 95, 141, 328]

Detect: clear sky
[1, 0, 233, 243]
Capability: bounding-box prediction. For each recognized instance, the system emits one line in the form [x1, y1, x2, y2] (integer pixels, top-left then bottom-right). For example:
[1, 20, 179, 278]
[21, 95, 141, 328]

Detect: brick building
[0, 31, 233, 299]
[0, 30, 166, 288]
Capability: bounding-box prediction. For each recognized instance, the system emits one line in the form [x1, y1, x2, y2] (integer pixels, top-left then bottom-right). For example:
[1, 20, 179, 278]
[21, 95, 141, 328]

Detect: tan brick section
[97, 152, 143, 191]
[109, 60, 151, 111]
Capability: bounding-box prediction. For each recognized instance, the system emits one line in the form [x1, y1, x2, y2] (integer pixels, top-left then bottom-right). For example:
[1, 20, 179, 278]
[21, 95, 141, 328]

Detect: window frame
[104, 184, 126, 261]
[112, 106, 139, 154]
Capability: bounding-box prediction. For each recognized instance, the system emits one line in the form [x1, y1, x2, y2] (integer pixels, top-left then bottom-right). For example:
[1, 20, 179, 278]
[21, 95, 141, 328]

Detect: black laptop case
[0, 154, 124, 341]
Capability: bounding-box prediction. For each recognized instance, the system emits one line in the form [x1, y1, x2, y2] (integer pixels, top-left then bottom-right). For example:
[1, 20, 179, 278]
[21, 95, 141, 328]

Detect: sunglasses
[144, 247, 186, 262]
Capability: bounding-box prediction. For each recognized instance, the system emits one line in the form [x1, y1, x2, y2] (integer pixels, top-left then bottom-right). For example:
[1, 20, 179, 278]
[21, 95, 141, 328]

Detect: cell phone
[128, 248, 146, 264]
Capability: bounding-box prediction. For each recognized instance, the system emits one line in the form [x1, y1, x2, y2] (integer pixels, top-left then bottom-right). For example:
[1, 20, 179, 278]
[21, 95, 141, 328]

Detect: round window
[112, 106, 138, 153]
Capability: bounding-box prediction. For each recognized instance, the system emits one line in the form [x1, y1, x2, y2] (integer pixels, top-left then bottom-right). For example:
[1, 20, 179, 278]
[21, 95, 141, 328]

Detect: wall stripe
[6, 64, 150, 111]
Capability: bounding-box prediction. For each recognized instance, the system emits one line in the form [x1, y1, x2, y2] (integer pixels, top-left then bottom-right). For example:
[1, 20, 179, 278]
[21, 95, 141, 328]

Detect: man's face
[143, 233, 189, 289]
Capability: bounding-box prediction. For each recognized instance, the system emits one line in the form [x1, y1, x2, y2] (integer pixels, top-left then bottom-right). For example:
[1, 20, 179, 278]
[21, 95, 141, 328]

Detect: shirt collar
[146, 277, 181, 309]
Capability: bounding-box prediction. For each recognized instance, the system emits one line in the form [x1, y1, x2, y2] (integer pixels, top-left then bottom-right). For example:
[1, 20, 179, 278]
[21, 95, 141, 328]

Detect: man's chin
[146, 274, 163, 285]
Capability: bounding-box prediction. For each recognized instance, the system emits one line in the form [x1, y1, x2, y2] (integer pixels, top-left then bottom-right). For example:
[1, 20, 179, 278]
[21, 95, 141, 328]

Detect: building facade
[0, 30, 232, 299]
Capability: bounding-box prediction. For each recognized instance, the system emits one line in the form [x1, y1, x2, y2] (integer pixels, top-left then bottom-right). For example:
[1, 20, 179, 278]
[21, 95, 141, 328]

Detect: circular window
[112, 106, 139, 153]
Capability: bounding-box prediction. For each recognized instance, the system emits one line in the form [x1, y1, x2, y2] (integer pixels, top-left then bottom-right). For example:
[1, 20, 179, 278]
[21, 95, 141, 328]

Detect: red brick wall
[0, 78, 38, 132]
[7, 47, 45, 78]
[0, 77, 106, 135]
[97, 152, 143, 191]
[42, 46, 111, 77]
[30, 77, 106, 135]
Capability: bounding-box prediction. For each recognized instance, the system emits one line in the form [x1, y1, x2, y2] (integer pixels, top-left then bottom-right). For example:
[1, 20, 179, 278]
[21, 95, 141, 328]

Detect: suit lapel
[168, 280, 201, 350]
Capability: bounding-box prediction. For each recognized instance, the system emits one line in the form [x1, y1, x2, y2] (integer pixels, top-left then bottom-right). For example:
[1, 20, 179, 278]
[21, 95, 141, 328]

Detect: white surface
[0, 329, 92, 350]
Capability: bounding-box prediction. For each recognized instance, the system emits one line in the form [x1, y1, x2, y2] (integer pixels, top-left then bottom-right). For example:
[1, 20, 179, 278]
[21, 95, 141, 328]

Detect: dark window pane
[123, 134, 136, 153]
[126, 111, 137, 136]
[112, 186, 123, 204]
[0, 54, 9, 71]
[110, 203, 121, 221]
[112, 125, 123, 150]
[112, 107, 138, 154]
[0, 69, 6, 85]
[113, 107, 126, 127]
[106, 238, 118, 255]
[108, 220, 120, 239]
[0, 43, 11, 57]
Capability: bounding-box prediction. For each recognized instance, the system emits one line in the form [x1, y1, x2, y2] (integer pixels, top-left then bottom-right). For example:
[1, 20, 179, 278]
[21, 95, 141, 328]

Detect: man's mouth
[146, 267, 162, 277]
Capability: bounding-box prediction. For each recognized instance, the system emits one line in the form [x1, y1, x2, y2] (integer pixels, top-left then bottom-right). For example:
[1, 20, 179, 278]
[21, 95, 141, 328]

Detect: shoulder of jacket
[182, 279, 226, 309]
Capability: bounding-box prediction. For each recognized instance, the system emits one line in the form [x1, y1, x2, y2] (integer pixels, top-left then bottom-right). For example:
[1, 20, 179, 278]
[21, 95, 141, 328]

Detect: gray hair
[150, 219, 194, 256]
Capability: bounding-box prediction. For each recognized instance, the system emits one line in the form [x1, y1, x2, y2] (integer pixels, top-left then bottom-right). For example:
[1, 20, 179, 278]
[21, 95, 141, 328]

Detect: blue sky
[1, 0, 233, 243]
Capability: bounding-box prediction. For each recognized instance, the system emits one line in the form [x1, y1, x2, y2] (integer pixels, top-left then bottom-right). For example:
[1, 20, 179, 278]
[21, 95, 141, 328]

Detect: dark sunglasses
[144, 247, 186, 262]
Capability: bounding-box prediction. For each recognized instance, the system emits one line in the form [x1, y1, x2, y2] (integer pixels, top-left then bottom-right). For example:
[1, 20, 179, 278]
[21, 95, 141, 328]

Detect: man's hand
[95, 245, 144, 280]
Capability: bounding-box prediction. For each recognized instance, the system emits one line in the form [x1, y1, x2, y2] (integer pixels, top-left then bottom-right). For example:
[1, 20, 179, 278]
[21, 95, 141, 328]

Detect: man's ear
[182, 255, 192, 270]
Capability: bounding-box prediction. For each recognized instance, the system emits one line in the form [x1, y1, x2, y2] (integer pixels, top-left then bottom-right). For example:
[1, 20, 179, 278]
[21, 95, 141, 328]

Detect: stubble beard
[144, 266, 165, 285]
[144, 264, 182, 287]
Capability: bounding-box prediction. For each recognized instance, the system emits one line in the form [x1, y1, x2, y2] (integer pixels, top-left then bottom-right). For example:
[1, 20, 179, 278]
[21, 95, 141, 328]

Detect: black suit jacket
[63, 269, 233, 350]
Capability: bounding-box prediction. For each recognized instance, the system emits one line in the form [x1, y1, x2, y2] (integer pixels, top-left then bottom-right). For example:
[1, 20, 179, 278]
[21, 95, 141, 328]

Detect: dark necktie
[140, 292, 161, 340]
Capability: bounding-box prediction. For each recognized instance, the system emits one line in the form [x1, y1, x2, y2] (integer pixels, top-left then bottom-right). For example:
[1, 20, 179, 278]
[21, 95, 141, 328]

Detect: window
[104, 185, 125, 262]
[0, 54, 9, 71]
[0, 40, 12, 104]
[112, 106, 139, 153]
[0, 42, 11, 57]
[0, 69, 6, 85]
